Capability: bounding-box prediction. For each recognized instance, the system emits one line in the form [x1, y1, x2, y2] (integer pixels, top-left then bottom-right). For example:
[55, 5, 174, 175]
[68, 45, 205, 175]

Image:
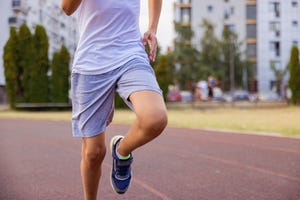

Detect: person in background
[208, 76, 216, 99]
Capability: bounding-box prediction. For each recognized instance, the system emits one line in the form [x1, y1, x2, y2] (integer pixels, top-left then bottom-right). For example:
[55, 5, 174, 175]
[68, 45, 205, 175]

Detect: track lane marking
[169, 131, 300, 155]
[196, 153, 300, 183]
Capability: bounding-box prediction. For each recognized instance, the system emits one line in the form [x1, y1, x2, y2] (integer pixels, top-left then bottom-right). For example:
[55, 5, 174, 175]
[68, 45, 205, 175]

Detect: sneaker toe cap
[111, 176, 131, 193]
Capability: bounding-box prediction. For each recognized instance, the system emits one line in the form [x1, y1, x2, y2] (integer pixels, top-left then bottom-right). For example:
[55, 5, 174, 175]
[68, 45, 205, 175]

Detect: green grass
[166, 107, 300, 137]
[0, 107, 300, 137]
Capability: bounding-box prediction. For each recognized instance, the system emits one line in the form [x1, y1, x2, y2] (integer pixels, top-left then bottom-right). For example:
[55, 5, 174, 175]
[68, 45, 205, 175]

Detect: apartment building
[257, 0, 300, 93]
[174, 0, 300, 93]
[0, 0, 78, 101]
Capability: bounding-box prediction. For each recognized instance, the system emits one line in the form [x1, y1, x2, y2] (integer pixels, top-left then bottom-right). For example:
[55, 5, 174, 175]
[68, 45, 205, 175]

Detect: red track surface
[0, 119, 299, 200]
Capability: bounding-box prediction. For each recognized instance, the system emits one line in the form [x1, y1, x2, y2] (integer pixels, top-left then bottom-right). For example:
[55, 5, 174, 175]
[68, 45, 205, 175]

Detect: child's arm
[61, 0, 82, 16]
[143, 0, 162, 62]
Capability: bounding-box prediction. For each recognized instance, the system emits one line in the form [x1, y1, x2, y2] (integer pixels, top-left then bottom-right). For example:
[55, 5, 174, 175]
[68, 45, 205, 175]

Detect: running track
[0, 119, 299, 200]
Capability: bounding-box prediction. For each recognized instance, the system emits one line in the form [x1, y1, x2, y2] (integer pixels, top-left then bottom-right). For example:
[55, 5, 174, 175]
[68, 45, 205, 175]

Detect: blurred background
[0, 0, 300, 108]
[0, 2, 300, 199]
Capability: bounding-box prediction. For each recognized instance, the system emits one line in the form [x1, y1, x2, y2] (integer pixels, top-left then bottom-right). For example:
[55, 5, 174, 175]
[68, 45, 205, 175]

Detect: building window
[269, 2, 280, 18]
[227, 24, 235, 32]
[224, 7, 231, 20]
[270, 80, 277, 91]
[247, 5, 256, 20]
[181, 8, 191, 23]
[225, 24, 235, 32]
[224, 11, 229, 20]
[8, 17, 17, 24]
[207, 5, 213, 13]
[247, 44, 257, 58]
[247, 24, 257, 38]
[12, 0, 21, 7]
[270, 41, 280, 57]
[293, 41, 298, 46]
[292, 20, 298, 27]
[230, 7, 235, 15]
[292, 1, 298, 7]
[269, 22, 281, 37]
[270, 60, 281, 67]
[180, 0, 190, 3]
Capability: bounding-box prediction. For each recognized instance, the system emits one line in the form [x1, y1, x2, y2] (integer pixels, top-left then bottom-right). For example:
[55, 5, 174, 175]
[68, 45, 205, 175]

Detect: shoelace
[116, 163, 130, 177]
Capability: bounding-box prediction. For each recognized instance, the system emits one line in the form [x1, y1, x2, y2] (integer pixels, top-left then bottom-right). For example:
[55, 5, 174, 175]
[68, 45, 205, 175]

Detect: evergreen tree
[145, 44, 161, 68]
[220, 25, 244, 90]
[288, 46, 300, 105]
[30, 25, 49, 102]
[18, 23, 34, 102]
[164, 51, 176, 86]
[145, 42, 172, 100]
[3, 27, 19, 108]
[50, 45, 70, 103]
[174, 22, 199, 90]
[154, 55, 171, 101]
[198, 19, 222, 79]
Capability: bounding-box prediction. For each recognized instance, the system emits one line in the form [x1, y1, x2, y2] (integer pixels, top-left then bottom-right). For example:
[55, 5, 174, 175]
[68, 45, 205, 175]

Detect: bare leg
[81, 133, 106, 200]
[117, 91, 168, 156]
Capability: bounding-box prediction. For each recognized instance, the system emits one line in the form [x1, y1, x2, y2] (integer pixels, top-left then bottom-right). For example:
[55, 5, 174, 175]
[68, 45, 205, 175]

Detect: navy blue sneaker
[110, 135, 133, 194]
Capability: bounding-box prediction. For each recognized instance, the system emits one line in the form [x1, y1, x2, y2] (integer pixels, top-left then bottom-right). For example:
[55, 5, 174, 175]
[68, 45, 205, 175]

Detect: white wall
[0, 1, 13, 85]
[191, 0, 246, 53]
[257, 0, 300, 92]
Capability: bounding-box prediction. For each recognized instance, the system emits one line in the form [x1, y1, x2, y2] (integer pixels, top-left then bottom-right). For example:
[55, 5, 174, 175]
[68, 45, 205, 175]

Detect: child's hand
[142, 30, 158, 62]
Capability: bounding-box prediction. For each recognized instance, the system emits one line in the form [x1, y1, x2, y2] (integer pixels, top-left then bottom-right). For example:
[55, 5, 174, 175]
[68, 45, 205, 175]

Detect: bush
[288, 46, 300, 105]
[3, 27, 19, 108]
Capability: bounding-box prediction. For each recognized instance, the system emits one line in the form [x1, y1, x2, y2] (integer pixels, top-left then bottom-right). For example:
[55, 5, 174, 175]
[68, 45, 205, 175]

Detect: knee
[157, 110, 168, 132]
[139, 108, 168, 136]
[82, 145, 106, 168]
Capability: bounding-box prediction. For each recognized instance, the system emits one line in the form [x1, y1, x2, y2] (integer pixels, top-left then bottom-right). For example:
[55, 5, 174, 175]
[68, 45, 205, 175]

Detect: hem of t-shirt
[72, 55, 149, 75]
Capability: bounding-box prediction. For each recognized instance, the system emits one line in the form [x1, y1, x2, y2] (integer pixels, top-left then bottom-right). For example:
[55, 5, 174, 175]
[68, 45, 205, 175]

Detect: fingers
[142, 32, 149, 46]
[149, 34, 157, 62]
[143, 31, 157, 62]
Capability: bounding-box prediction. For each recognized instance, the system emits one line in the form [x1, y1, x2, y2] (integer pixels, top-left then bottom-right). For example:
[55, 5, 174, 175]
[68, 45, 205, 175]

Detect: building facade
[257, 0, 300, 93]
[174, 0, 300, 94]
[0, 0, 78, 95]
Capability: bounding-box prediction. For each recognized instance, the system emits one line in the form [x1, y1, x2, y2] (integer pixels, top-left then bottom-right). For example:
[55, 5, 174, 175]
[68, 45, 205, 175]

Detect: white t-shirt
[72, 0, 149, 74]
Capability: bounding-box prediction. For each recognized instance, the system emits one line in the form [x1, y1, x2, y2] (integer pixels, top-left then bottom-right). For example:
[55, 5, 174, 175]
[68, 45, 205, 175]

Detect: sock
[116, 144, 130, 160]
[116, 149, 130, 160]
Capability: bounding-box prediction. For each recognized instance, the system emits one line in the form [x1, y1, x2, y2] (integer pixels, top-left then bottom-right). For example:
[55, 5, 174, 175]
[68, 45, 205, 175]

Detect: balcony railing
[12, 0, 21, 11]
[12, 0, 28, 13]
[174, 3, 192, 8]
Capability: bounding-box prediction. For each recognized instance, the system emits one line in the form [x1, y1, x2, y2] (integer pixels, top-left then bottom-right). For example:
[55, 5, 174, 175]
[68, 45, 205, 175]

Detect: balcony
[176, 3, 191, 8]
[174, 0, 191, 8]
[179, 22, 191, 27]
[246, 0, 257, 6]
[12, 0, 28, 13]
[12, 0, 21, 10]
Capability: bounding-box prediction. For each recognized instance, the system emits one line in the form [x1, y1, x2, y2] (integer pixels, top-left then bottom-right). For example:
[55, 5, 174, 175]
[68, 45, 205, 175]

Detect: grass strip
[0, 107, 299, 137]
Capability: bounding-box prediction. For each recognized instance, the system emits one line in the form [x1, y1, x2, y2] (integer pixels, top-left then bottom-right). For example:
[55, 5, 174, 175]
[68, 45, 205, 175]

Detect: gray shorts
[71, 58, 162, 138]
